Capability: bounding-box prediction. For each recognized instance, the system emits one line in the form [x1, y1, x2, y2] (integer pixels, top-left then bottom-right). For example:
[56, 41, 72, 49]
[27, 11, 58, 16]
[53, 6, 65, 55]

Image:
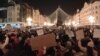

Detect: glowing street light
[26, 17, 32, 26]
[88, 15, 95, 25]
[67, 22, 71, 26]
[64, 19, 71, 26]
[44, 22, 47, 26]
[72, 21, 79, 27]
[72, 21, 76, 26]
[27, 17, 32, 22]
[72, 21, 75, 24]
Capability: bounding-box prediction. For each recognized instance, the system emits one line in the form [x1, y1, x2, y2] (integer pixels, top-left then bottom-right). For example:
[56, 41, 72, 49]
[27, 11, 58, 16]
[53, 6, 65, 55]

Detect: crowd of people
[0, 26, 100, 56]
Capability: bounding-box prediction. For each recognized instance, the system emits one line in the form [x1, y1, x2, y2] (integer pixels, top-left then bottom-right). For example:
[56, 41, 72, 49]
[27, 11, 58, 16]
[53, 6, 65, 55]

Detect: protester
[78, 38, 98, 56]
[0, 26, 99, 56]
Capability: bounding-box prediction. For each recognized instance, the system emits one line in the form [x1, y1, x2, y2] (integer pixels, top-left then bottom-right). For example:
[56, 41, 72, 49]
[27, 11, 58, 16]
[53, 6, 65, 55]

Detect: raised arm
[78, 40, 86, 52]
[1, 35, 9, 49]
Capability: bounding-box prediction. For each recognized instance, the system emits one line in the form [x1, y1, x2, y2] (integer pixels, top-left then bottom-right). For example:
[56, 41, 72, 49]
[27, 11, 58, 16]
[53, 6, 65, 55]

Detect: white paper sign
[37, 29, 44, 36]
[65, 30, 74, 38]
[93, 29, 100, 38]
[76, 29, 84, 40]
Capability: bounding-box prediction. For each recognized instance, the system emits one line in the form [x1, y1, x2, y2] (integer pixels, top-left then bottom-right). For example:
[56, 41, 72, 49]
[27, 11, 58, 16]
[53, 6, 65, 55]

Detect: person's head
[81, 38, 91, 47]
[66, 41, 72, 47]
[57, 42, 61, 46]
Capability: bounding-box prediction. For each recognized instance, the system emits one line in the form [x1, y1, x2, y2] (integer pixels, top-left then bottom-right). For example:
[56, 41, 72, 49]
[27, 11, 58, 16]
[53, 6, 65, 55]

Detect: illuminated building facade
[7, 0, 32, 22]
[32, 9, 47, 26]
[73, 1, 100, 26]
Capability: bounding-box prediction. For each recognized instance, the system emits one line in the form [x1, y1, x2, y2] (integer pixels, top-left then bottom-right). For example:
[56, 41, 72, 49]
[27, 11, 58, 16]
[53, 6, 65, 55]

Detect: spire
[57, 5, 61, 11]
[58, 5, 60, 8]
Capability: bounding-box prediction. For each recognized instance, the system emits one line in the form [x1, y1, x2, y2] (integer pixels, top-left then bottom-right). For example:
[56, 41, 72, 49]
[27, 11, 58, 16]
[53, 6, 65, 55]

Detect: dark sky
[0, 0, 92, 18]
[23, 0, 91, 15]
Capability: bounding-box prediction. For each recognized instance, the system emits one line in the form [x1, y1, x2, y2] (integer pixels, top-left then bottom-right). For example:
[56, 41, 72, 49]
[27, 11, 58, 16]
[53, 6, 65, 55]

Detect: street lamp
[44, 22, 47, 26]
[26, 17, 32, 26]
[88, 15, 95, 25]
[67, 22, 71, 26]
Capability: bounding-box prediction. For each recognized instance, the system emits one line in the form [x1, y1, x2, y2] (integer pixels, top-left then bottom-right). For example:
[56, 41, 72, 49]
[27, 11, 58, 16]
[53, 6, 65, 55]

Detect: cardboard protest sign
[37, 29, 44, 35]
[76, 29, 84, 40]
[93, 29, 100, 38]
[30, 33, 57, 50]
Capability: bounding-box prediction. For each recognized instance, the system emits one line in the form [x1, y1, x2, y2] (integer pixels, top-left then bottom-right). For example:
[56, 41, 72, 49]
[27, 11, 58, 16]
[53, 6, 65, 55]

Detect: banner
[76, 29, 84, 40]
[30, 33, 57, 50]
[93, 29, 100, 38]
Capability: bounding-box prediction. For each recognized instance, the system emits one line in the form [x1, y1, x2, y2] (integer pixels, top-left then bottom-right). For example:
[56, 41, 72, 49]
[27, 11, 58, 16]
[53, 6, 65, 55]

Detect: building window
[95, 6, 98, 9]
[96, 11, 98, 14]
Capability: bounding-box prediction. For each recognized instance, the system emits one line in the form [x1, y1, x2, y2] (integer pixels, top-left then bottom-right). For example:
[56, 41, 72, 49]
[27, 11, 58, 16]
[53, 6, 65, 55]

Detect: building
[0, 7, 7, 22]
[7, 0, 32, 22]
[73, 1, 100, 26]
[0, 18, 2, 22]
[20, 3, 33, 22]
[49, 7, 72, 26]
[7, 2, 20, 22]
[32, 9, 47, 26]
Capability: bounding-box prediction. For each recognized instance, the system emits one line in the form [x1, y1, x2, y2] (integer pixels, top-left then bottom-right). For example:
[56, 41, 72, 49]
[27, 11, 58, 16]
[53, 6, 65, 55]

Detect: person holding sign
[78, 38, 98, 56]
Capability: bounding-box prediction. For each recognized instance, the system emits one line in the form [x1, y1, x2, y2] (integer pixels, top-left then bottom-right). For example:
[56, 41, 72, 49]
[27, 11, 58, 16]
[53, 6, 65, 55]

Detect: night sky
[23, 0, 91, 15]
[0, 0, 95, 18]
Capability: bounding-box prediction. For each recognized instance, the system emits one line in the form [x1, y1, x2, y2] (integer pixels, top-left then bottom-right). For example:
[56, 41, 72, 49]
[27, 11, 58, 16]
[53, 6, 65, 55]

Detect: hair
[0, 35, 6, 43]
[81, 38, 91, 47]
